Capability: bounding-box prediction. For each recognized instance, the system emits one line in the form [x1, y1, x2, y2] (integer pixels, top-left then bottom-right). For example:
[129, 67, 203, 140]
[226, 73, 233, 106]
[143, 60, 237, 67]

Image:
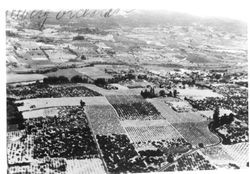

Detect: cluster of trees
[73, 35, 85, 40]
[94, 78, 107, 87]
[43, 76, 69, 84]
[43, 75, 88, 84]
[6, 30, 18, 37]
[7, 98, 24, 130]
[172, 80, 196, 87]
[213, 107, 234, 128]
[141, 87, 178, 99]
[36, 37, 53, 44]
[80, 55, 87, 60]
[43, 75, 121, 89]
[71, 75, 88, 83]
[141, 87, 157, 98]
[80, 100, 86, 107]
[169, 89, 178, 98]
[102, 73, 136, 84]
[137, 74, 148, 80]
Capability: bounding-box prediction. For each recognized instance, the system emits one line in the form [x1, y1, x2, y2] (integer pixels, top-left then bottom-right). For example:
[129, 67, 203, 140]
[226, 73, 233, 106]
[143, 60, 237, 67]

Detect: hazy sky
[3, 0, 249, 22]
[157, 0, 248, 22]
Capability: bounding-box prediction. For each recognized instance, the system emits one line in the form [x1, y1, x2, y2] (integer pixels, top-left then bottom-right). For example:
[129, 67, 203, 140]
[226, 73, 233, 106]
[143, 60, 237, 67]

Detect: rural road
[158, 122, 222, 172]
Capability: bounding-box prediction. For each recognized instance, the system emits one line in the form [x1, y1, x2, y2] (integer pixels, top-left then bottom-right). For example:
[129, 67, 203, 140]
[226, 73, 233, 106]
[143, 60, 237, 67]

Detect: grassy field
[121, 120, 175, 128]
[172, 121, 220, 147]
[85, 105, 126, 135]
[7, 73, 46, 83]
[148, 99, 207, 123]
[22, 107, 58, 119]
[66, 158, 106, 174]
[75, 66, 113, 80]
[177, 87, 223, 99]
[17, 96, 110, 111]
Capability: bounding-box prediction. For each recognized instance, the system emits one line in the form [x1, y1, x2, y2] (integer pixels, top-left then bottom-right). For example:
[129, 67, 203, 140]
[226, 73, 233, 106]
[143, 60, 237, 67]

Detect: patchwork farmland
[6, 10, 248, 173]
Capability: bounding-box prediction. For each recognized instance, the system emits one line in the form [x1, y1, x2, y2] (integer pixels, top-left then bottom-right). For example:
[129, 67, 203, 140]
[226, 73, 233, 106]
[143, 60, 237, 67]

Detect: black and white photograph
[2, 0, 249, 173]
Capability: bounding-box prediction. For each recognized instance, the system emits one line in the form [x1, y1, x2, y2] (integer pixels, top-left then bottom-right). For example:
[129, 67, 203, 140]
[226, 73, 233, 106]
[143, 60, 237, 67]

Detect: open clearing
[75, 67, 113, 80]
[177, 87, 223, 99]
[7, 73, 45, 83]
[22, 107, 58, 119]
[17, 96, 110, 112]
[82, 84, 142, 96]
[148, 98, 206, 123]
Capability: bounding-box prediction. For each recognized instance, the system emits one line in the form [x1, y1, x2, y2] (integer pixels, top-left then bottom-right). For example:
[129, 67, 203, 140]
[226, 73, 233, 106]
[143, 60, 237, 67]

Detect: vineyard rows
[66, 158, 106, 174]
[106, 95, 163, 120]
[125, 126, 183, 143]
[106, 95, 144, 104]
[222, 142, 249, 168]
[172, 122, 220, 147]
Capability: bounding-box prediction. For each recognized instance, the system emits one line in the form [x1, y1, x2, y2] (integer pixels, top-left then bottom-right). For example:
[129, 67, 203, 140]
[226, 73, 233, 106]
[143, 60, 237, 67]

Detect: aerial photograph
[5, 6, 248, 174]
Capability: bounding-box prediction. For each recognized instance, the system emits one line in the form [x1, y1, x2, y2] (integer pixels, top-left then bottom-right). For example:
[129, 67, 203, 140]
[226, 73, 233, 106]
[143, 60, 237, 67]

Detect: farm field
[8, 158, 67, 174]
[106, 95, 145, 104]
[8, 106, 105, 174]
[45, 68, 83, 79]
[121, 119, 175, 127]
[200, 145, 234, 165]
[6, 9, 249, 174]
[96, 134, 151, 173]
[7, 131, 34, 165]
[17, 96, 110, 111]
[136, 137, 190, 170]
[22, 107, 58, 119]
[81, 84, 143, 96]
[148, 99, 206, 123]
[109, 83, 129, 90]
[222, 142, 249, 168]
[112, 102, 162, 120]
[172, 121, 220, 147]
[85, 105, 126, 135]
[45, 49, 76, 62]
[66, 158, 106, 174]
[75, 67, 113, 80]
[82, 84, 123, 95]
[106, 95, 163, 120]
[120, 80, 154, 89]
[164, 151, 216, 172]
[198, 109, 234, 119]
[200, 144, 243, 169]
[168, 100, 193, 112]
[8, 83, 101, 99]
[177, 87, 224, 99]
[125, 125, 183, 143]
[32, 106, 99, 159]
[7, 73, 46, 83]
